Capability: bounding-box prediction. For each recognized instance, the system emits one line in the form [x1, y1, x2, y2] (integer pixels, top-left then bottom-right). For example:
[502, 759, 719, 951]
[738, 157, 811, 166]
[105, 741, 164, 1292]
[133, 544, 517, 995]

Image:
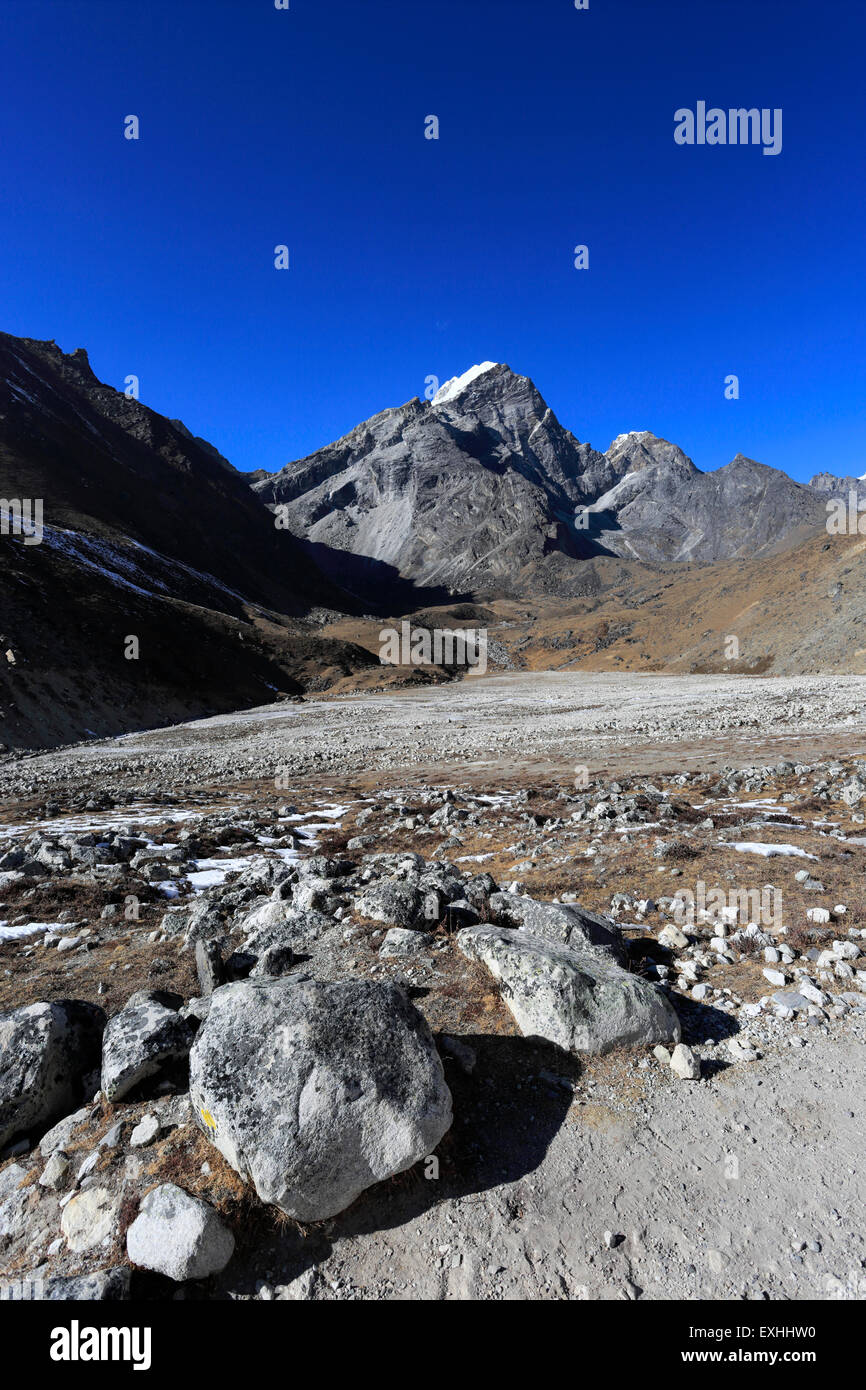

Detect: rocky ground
[1, 673, 866, 1301]
[3, 671, 866, 794]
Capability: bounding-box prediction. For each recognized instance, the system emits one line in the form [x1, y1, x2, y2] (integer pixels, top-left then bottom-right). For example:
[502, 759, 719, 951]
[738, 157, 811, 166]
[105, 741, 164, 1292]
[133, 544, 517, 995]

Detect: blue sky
[1, 0, 864, 481]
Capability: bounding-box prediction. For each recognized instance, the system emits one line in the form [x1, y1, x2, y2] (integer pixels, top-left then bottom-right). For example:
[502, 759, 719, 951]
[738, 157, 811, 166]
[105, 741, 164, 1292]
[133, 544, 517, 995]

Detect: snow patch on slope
[432, 362, 500, 406]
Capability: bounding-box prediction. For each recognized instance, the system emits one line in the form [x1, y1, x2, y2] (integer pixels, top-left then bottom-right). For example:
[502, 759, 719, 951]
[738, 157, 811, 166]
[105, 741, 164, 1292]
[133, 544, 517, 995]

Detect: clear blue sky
[1, 0, 864, 481]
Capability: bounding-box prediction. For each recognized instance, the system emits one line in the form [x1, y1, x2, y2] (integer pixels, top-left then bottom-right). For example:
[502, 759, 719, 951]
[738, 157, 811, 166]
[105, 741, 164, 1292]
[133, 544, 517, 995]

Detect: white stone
[126, 1183, 235, 1281]
[670, 1044, 700, 1080]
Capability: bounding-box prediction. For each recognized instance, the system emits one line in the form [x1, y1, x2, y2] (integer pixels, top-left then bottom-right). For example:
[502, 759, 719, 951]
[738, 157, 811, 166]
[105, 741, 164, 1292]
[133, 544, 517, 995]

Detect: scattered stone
[126, 1183, 235, 1281]
[129, 1113, 161, 1147]
[60, 1186, 122, 1254]
[42, 1267, 131, 1301]
[762, 968, 786, 987]
[670, 1043, 701, 1080]
[379, 927, 433, 956]
[195, 938, 224, 995]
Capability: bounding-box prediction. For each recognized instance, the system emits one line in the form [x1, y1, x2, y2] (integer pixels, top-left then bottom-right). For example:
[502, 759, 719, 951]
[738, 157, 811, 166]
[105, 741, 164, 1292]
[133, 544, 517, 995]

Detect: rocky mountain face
[809, 471, 866, 504]
[0, 332, 346, 614]
[253, 364, 602, 603]
[253, 364, 827, 600]
[0, 333, 376, 748]
[588, 441, 825, 563]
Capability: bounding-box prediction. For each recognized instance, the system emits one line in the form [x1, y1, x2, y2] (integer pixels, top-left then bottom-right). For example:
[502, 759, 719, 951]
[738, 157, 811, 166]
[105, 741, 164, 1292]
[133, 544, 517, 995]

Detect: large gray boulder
[355, 881, 425, 928]
[189, 976, 452, 1222]
[0, 999, 105, 1149]
[457, 926, 680, 1055]
[101, 991, 195, 1102]
[126, 1183, 234, 1281]
[488, 893, 626, 965]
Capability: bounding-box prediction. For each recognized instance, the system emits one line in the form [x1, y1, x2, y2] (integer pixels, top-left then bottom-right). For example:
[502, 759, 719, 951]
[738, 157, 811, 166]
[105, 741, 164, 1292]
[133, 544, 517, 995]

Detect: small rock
[670, 1043, 701, 1080]
[762, 968, 787, 987]
[129, 1114, 161, 1147]
[61, 1186, 121, 1253]
[39, 1150, 71, 1191]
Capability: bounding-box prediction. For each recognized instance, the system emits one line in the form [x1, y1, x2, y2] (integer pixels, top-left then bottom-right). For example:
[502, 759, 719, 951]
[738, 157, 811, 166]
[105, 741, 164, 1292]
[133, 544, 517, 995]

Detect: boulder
[487, 893, 626, 965]
[457, 926, 680, 1055]
[355, 881, 425, 928]
[658, 924, 689, 951]
[241, 906, 333, 955]
[126, 1183, 234, 1281]
[0, 1162, 31, 1242]
[39, 1150, 71, 1190]
[249, 943, 296, 977]
[379, 928, 433, 956]
[0, 1000, 105, 1149]
[101, 991, 195, 1102]
[234, 899, 287, 939]
[292, 877, 342, 913]
[772, 990, 811, 1012]
[180, 897, 227, 946]
[39, 1105, 91, 1156]
[189, 976, 452, 1222]
[42, 1267, 131, 1300]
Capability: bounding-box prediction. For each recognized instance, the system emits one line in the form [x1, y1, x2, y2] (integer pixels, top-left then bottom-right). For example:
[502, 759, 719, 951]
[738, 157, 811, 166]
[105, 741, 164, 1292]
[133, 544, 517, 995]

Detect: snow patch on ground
[0, 920, 77, 942]
[726, 841, 817, 859]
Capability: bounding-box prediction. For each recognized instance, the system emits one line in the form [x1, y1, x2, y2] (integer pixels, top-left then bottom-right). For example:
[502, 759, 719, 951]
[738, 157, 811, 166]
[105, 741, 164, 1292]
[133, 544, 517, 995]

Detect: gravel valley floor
[2, 672, 866, 1302]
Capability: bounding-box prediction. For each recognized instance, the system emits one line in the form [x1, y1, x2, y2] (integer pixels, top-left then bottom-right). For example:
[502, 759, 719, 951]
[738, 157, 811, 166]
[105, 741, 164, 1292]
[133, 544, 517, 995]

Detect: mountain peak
[604, 430, 698, 479]
[431, 362, 501, 406]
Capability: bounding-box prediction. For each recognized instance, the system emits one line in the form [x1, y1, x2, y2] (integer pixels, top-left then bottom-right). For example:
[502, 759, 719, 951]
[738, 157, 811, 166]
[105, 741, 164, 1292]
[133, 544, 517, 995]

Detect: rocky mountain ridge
[253, 362, 828, 600]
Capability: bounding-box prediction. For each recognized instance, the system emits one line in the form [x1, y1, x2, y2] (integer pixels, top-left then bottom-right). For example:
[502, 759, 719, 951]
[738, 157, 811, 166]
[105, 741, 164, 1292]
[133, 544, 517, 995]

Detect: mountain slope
[253, 364, 605, 601]
[0, 332, 349, 614]
[0, 333, 376, 748]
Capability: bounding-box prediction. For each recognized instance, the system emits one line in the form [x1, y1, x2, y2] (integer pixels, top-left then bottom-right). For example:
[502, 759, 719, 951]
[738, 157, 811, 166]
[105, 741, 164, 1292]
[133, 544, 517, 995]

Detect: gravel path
[297, 1019, 866, 1302]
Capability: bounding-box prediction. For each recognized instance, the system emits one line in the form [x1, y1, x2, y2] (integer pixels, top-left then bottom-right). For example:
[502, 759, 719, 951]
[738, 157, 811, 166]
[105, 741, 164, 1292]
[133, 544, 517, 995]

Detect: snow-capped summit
[432, 362, 500, 406]
[607, 431, 651, 451]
